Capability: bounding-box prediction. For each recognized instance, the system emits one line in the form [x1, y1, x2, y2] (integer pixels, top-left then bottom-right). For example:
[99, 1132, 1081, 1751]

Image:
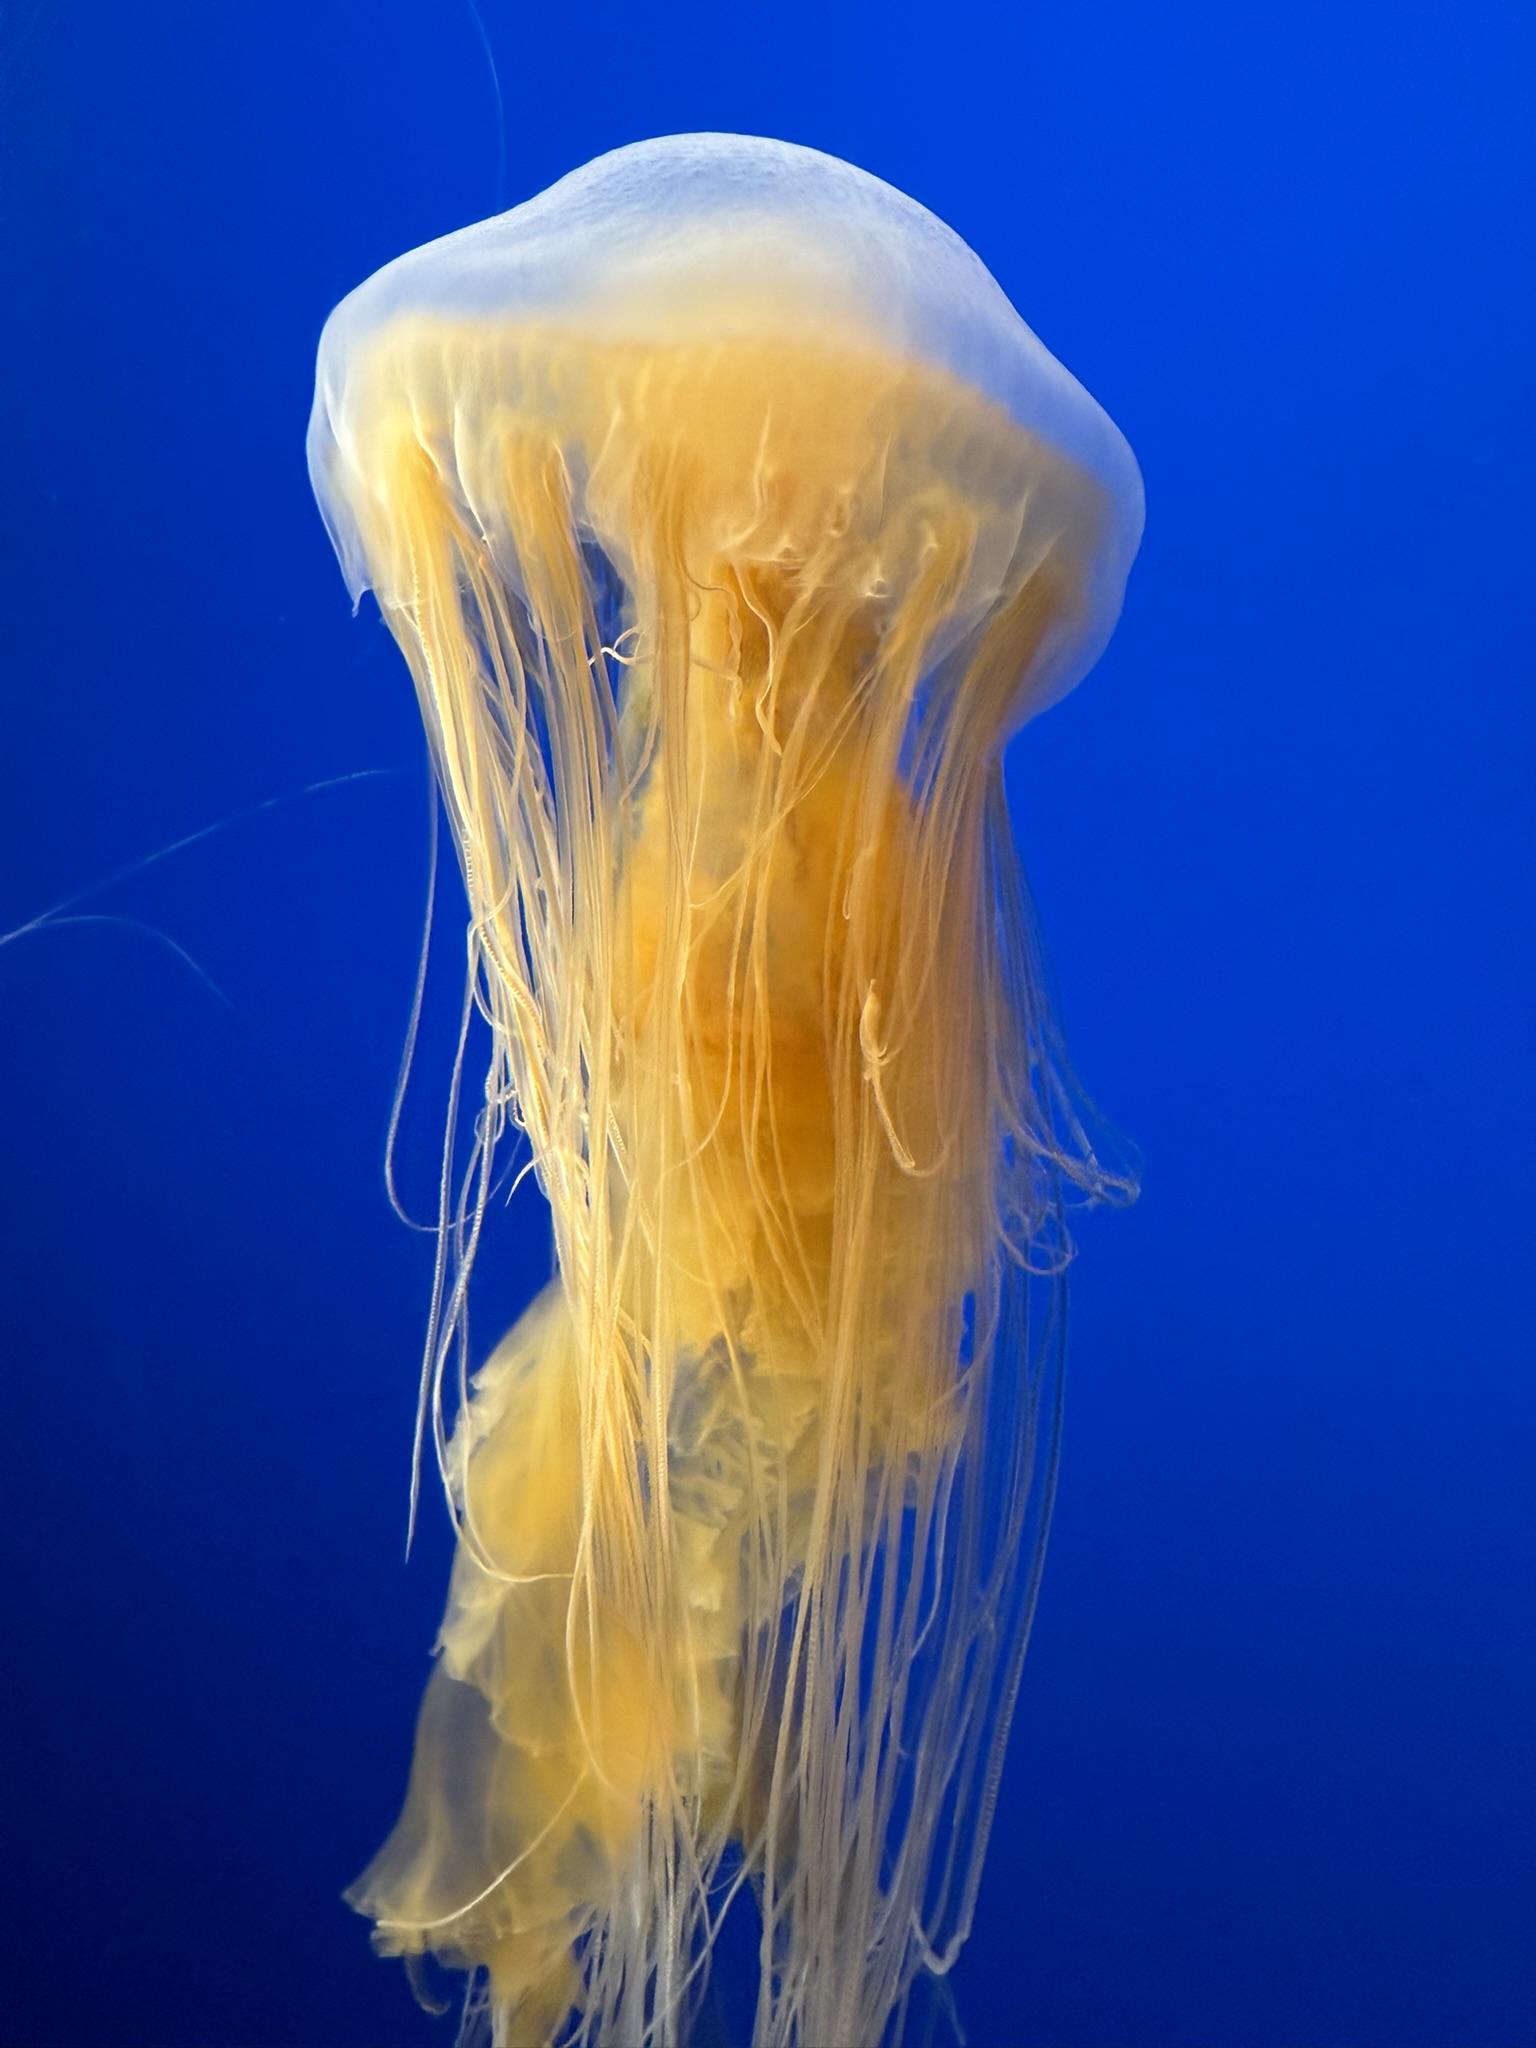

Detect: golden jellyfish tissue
[307, 132, 1142, 2048]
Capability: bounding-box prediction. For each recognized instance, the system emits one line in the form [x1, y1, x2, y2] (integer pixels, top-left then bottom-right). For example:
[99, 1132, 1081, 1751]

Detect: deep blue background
[1, 4, 1531, 2044]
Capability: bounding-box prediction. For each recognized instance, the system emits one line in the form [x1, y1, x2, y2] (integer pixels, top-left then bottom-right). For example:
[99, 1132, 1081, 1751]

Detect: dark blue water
[2, 5, 1531, 2044]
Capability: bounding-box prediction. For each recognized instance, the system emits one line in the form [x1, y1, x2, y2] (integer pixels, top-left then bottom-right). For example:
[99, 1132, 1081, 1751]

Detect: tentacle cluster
[332, 322, 1133, 2047]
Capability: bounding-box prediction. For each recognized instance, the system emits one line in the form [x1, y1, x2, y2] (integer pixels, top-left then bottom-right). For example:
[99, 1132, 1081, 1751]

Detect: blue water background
[1, 4, 1531, 2043]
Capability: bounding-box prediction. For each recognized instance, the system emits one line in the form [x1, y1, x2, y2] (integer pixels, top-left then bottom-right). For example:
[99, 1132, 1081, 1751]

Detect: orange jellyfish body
[308, 134, 1141, 2048]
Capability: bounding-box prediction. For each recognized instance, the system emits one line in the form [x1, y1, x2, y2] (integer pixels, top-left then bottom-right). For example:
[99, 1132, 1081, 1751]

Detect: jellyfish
[307, 134, 1142, 2048]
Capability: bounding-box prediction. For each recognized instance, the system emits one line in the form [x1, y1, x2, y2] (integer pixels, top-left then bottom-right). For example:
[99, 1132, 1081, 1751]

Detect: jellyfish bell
[311, 134, 1141, 701]
[309, 134, 1141, 2048]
